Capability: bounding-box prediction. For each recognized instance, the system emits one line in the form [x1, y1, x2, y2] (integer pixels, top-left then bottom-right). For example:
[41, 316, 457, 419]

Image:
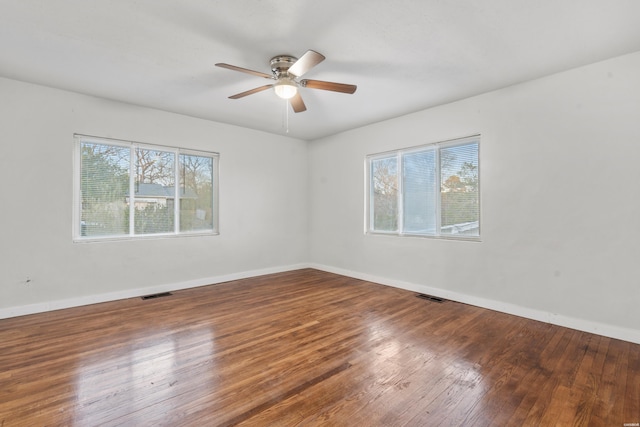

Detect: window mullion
[174, 151, 180, 234]
[435, 147, 442, 235]
[367, 159, 374, 233]
[129, 146, 136, 236]
[396, 153, 403, 234]
[73, 138, 81, 238]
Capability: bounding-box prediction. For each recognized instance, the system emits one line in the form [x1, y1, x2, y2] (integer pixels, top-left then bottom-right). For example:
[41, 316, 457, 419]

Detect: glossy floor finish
[1, 269, 638, 426]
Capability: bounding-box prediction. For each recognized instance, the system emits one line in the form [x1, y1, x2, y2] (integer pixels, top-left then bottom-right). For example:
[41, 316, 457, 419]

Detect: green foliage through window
[368, 136, 479, 238]
[75, 136, 218, 240]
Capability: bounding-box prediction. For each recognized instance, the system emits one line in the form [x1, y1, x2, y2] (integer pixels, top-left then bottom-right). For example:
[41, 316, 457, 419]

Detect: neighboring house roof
[135, 183, 197, 199]
[441, 221, 479, 234]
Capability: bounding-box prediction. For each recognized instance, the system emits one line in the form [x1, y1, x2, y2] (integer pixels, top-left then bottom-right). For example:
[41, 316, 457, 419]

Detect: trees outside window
[367, 136, 479, 238]
[75, 136, 218, 241]
[371, 156, 398, 231]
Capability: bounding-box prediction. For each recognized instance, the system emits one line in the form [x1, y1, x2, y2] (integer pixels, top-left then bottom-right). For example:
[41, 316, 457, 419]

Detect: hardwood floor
[1, 269, 638, 426]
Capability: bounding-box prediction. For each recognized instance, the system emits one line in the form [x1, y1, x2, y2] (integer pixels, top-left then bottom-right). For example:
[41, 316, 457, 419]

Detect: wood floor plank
[492, 325, 572, 426]
[1, 269, 638, 426]
[624, 343, 640, 425]
[590, 339, 627, 425]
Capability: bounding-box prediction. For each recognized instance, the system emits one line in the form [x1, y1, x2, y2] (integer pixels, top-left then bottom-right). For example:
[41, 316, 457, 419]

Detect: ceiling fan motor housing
[270, 55, 297, 77]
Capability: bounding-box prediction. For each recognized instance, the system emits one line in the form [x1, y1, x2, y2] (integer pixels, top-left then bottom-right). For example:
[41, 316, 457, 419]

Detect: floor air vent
[416, 294, 445, 303]
[141, 292, 173, 300]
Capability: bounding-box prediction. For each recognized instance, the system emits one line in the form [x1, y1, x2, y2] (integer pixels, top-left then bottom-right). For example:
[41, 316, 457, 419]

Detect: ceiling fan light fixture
[216, 50, 356, 113]
[274, 79, 297, 99]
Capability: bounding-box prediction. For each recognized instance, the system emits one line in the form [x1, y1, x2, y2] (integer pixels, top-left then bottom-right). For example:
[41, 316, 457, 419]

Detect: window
[367, 135, 479, 238]
[74, 135, 218, 241]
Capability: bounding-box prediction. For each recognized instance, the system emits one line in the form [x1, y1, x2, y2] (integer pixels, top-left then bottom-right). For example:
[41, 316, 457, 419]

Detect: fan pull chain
[285, 99, 290, 134]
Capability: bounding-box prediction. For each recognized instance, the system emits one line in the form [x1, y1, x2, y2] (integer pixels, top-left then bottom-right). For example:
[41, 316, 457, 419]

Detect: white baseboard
[309, 263, 640, 345]
[0, 263, 309, 320]
[3, 262, 638, 345]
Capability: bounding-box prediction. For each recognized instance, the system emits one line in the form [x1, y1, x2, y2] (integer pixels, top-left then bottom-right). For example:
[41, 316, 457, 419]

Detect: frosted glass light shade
[274, 80, 297, 99]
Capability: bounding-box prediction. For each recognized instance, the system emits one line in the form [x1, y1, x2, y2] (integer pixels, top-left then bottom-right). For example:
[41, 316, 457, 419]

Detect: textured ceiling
[1, 0, 640, 140]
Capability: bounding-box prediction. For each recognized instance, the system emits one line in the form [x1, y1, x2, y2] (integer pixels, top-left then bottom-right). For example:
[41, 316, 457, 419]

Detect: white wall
[0, 77, 308, 317]
[308, 51, 640, 343]
[2, 51, 639, 343]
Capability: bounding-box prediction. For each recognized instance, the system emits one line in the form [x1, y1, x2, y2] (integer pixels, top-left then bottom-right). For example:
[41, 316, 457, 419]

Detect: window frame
[73, 134, 219, 242]
[365, 135, 480, 241]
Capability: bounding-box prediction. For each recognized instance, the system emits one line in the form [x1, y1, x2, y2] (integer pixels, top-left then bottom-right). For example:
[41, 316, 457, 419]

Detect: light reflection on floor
[73, 326, 214, 425]
[357, 313, 488, 421]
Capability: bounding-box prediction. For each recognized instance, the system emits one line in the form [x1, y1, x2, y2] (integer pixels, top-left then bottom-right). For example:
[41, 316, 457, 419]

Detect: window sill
[73, 230, 219, 243]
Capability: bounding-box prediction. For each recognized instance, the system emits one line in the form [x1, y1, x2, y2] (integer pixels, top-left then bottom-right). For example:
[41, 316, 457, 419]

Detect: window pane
[76, 136, 219, 240]
[371, 156, 398, 231]
[179, 154, 214, 232]
[403, 149, 437, 234]
[440, 142, 479, 236]
[80, 142, 130, 237]
[134, 148, 175, 234]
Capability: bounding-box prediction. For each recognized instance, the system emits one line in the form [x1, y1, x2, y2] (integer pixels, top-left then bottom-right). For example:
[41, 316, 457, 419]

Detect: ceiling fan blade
[228, 84, 273, 99]
[301, 79, 357, 94]
[288, 50, 325, 78]
[290, 92, 307, 113]
[215, 63, 273, 79]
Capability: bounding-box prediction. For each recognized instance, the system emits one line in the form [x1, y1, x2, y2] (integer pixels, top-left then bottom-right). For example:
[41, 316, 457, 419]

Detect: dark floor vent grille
[416, 294, 445, 303]
[141, 292, 173, 300]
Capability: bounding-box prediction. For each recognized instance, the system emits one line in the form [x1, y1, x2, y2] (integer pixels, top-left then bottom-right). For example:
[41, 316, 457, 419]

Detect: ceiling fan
[215, 50, 357, 113]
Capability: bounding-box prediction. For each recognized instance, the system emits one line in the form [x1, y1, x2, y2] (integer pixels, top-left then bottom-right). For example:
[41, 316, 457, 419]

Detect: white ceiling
[2, 1, 640, 141]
